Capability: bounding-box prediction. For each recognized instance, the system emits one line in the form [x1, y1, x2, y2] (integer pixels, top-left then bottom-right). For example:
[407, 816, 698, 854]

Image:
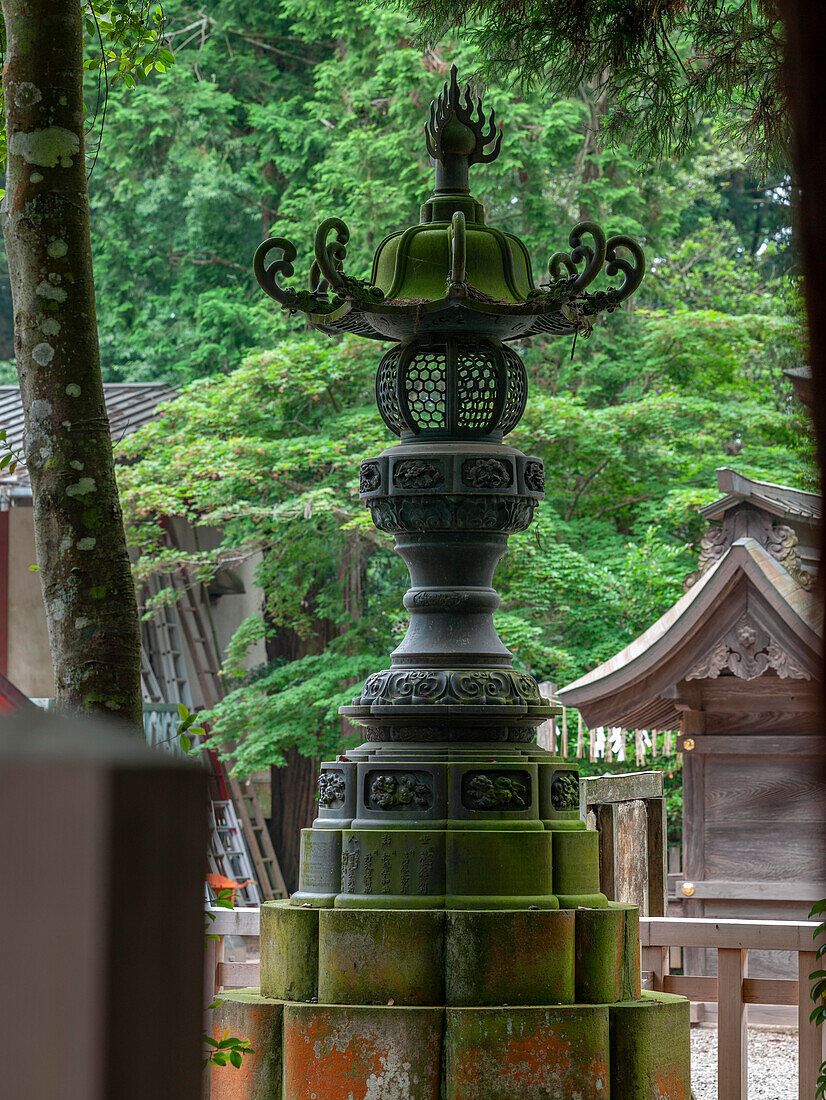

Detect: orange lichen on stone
[654, 1067, 690, 1100]
[283, 1004, 442, 1100]
[211, 994, 282, 1100]
[445, 1006, 610, 1100]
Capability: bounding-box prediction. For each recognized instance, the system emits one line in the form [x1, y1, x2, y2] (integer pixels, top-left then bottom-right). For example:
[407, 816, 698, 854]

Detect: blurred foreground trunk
[1, 0, 142, 726]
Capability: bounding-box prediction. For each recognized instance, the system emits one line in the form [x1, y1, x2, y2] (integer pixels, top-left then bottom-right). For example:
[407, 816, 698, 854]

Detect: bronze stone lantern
[217, 66, 691, 1100]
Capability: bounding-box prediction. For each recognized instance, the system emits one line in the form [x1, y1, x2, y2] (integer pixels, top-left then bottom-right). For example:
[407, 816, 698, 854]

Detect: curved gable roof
[558, 538, 822, 729]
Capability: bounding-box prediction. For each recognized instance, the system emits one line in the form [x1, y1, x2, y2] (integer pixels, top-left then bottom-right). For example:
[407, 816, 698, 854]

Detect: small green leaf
[177, 703, 189, 721]
[28, 564, 38, 572]
[180, 733, 191, 751]
[229, 1051, 242, 1068]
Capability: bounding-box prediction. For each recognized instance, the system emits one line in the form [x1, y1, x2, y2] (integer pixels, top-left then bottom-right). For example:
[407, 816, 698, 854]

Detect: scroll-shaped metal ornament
[547, 221, 607, 292]
[254, 217, 383, 314]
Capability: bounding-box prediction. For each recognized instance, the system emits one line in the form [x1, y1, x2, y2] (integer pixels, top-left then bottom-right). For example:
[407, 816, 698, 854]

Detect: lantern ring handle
[449, 211, 466, 287]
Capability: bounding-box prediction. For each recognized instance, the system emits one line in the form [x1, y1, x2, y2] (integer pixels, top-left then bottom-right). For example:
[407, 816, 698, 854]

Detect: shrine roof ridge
[703, 467, 820, 523]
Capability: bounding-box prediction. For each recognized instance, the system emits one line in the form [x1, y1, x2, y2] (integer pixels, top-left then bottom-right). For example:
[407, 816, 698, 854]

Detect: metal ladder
[207, 800, 261, 906]
[161, 546, 288, 900]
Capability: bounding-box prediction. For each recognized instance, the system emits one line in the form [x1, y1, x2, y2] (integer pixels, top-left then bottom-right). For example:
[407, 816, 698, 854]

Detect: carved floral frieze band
[462, 457, 513, 489]
[393, 459, 444, 490]
[354, 667, 542, 708]
[368, 772, 432, 810]
[370, 493, 535, 533]
[524, 460, 545, 492]
[317, 770, 346, 808]
[359, 462, 381, 494]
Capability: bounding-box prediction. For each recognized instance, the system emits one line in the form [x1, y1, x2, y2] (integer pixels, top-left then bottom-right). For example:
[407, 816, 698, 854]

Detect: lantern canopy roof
[254, 66, 645, 343]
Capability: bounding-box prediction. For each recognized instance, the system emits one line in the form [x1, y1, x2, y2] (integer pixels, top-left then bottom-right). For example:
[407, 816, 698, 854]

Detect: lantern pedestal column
[227, 62, 689, 1100]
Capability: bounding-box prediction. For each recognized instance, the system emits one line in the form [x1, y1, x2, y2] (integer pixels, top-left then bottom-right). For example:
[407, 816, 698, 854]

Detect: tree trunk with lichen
[1, 0, 142, 727]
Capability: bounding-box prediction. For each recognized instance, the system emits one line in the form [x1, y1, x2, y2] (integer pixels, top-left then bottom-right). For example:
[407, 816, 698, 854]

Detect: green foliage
[175, 701, 204, 752]
[203, 1029, 254, 1070]
[397, 0, 787, 174]
[111, 0, 812, 781]
[87, 0, 793, 383]
[0, 2, 172, 175]
[82, 2, 173, 89]
[809, 900, 826, 1098]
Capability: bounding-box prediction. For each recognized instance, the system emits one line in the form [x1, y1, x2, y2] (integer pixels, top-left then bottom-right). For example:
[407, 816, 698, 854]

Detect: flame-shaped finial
[424, 65, 502, 194]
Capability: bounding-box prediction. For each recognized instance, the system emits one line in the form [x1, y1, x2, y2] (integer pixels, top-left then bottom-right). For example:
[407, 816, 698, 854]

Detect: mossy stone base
[318, 908, 445, 1006]
[574, 904, 642, 1004]
[283, 1003, 443, 1100]
[609, 992, 691, 1099]
[292, 828, 340, 906]
[213, 990, 690, 1098]
[551, 829, 600, 895]
[260, 901, 318, 1001]
[211, 991, 283, 1100]
[259, 902, 641, 1007]
[611, 901, 642, 1001]
[575, 906, 624, 1004]
[445, 829, 554, 906]
[444, 1005, 610, 1099]
[294, 748, 605, 911]
[445, 909, 574, 1006]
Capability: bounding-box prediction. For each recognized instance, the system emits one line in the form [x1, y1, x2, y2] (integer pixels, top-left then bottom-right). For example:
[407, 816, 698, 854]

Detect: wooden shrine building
[558, 469, 825, 999]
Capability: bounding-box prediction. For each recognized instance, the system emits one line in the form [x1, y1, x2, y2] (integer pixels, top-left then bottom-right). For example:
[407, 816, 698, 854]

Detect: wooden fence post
[798, 949, 825, 1100]
[1, 710, 208, 1100]
[646, 794, 668, 917]
[641, 945, 669, 990]
[537, 682, 557, 752]
[717, 947, 748, 1100]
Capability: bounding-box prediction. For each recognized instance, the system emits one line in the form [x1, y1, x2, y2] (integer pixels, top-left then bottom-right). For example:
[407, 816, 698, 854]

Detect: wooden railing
[205, 909, 825, 1100]
[642, 917, 824, 1100]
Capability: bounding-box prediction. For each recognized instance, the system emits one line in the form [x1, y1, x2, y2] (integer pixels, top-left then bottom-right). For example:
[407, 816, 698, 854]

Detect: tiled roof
[702, 467, 821, 522]
[0, 382, 177, 492]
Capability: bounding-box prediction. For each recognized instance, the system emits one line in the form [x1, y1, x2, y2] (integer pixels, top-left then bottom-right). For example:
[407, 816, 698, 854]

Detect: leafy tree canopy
[106, 0, 811, 773]
[394, 0, 787, 174]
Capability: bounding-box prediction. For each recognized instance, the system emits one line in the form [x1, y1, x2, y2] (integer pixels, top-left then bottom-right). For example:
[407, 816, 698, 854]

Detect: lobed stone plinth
[293, 744, 606, 912]
[213, 991, 689, 1099]
[215, 756, 685, 1099]
[260, 903, 636, 1007]
[283, 1004, 443, 1100]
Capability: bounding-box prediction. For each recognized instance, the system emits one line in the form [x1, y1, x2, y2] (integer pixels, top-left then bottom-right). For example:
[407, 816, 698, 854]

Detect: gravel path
[691, 1027, 798, 1099]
